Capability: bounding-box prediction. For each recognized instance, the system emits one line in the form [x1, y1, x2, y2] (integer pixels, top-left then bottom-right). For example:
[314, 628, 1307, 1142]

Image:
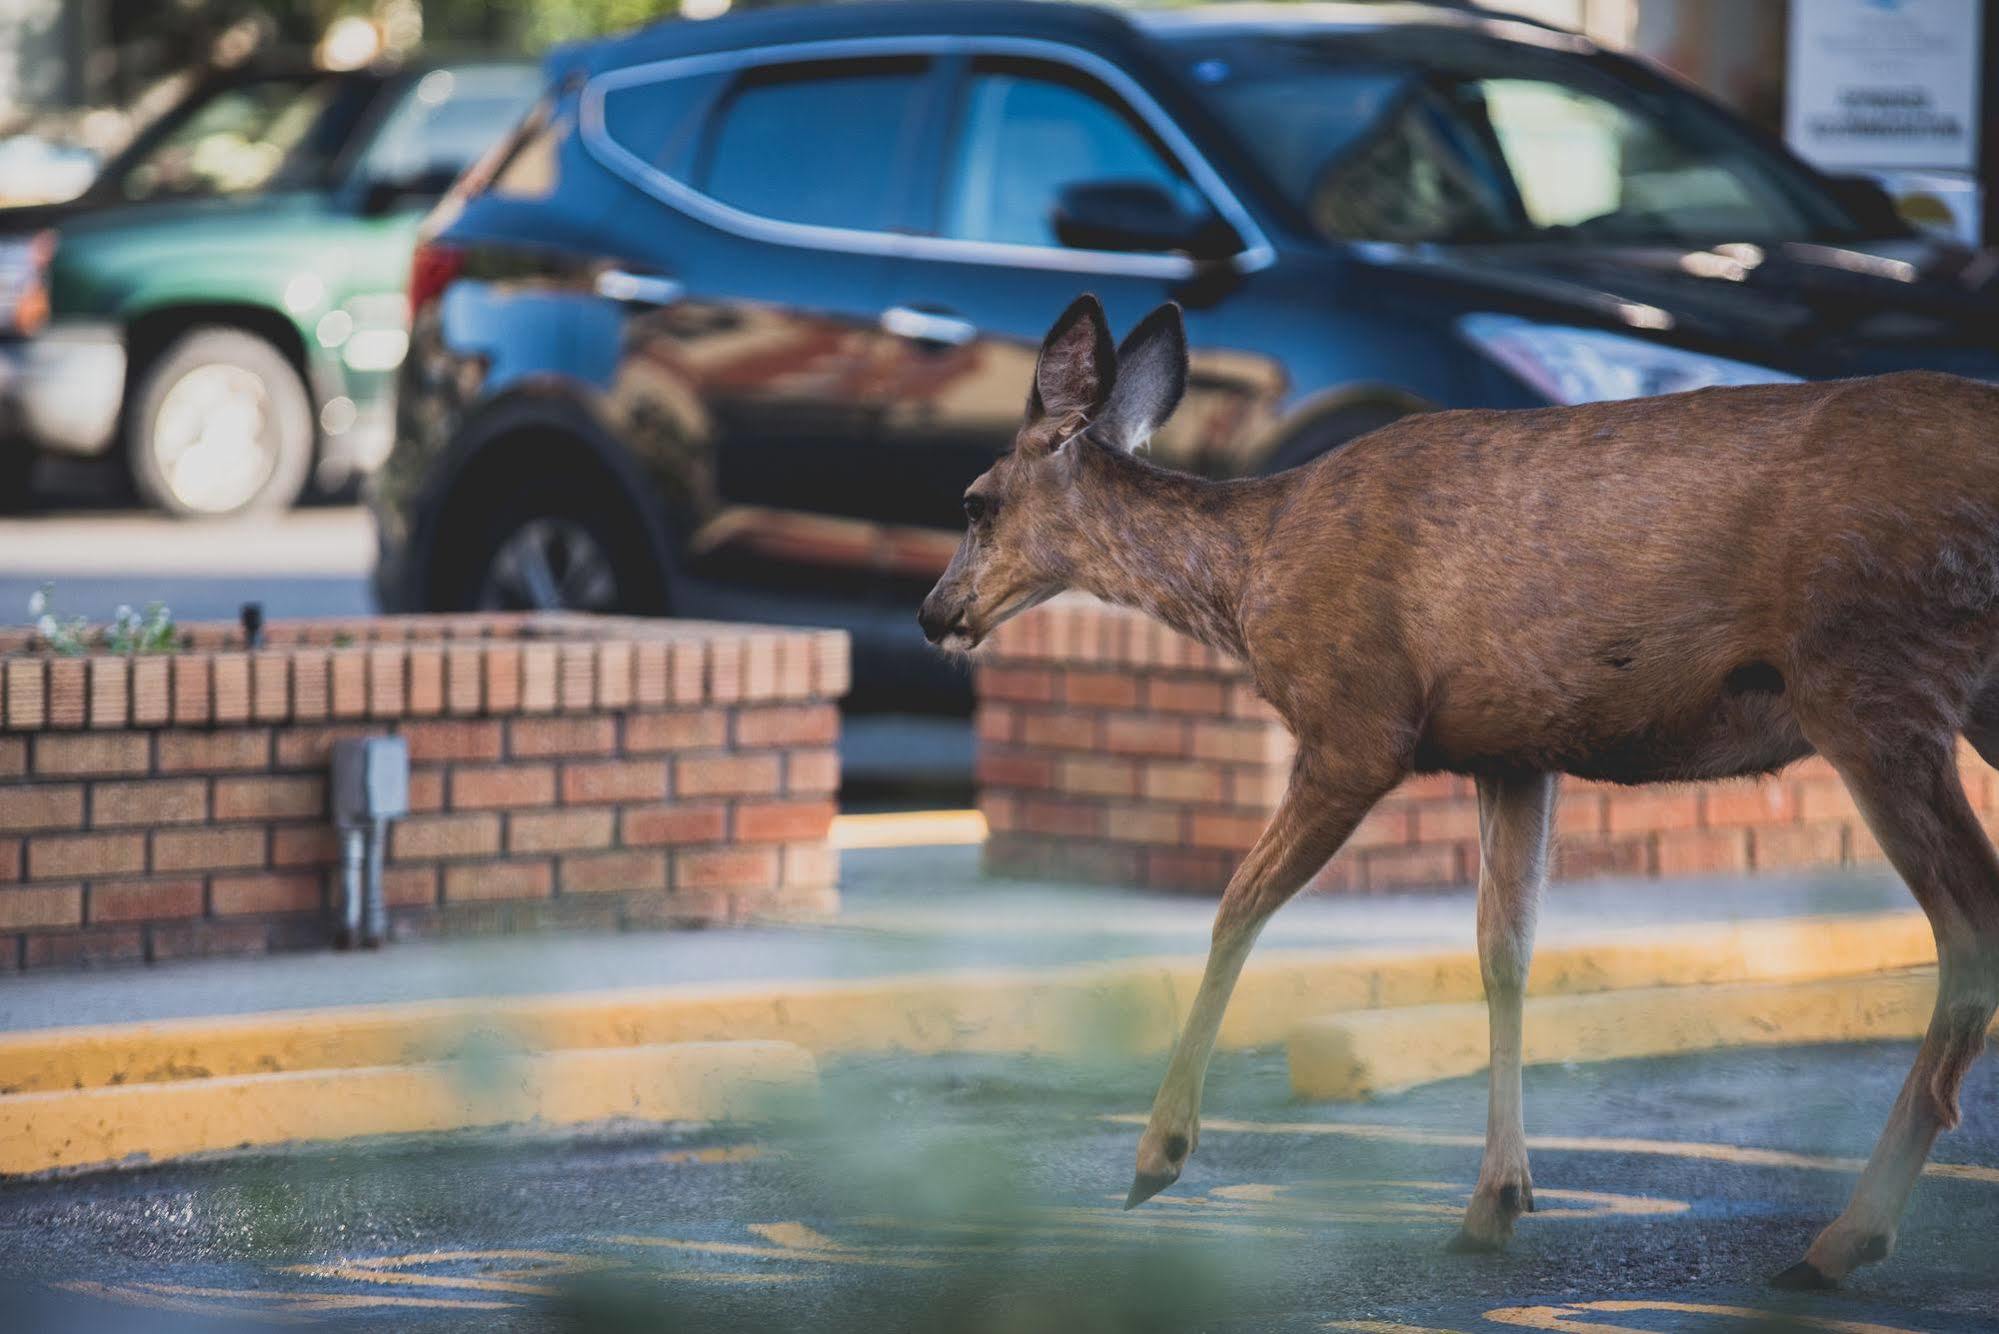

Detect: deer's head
[918, 295, 1187, 652]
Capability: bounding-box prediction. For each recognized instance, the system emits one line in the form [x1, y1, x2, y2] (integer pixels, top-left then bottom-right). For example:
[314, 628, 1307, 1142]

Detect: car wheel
[1260, 403, 1413, 474]
[128, 328, 314, 518]
[448, 481, 667, 616]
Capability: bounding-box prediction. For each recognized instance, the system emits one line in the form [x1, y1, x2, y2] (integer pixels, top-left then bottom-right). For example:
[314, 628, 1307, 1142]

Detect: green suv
[0, 57, 537, 516]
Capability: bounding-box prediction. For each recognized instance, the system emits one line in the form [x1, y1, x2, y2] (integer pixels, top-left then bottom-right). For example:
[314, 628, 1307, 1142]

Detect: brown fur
[920, 297, 1999, 1286]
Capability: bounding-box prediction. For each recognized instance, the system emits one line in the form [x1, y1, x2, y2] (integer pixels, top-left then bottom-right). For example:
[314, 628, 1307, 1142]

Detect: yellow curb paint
[0, 1041, 815, 1177]
[0, 912, 1935, 1101]
[1483, 1300, 1927, 1334]
[831, 809, 987, 849]
[1286, 969, 1998, 1101]
[1107, 1113, 1999, 1186]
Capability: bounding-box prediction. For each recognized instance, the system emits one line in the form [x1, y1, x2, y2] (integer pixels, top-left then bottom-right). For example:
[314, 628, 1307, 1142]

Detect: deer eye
[963, 494, 992, 524]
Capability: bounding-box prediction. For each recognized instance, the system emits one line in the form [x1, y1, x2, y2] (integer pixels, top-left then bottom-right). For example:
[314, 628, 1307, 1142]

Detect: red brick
[29, 831, 146, 880]
[1557, 791, 1606, 837]
[1106, 803, 1184, 845]
[274, 724, 369, 768]
[1056, 756, 1138, 798]
[511, 715, 616, 758]
[1363, 844, 1462, 891]
[975, 704, 1018, 745]
[810, 630, 849, 698]
[1603, 788, 1701, 835]
[252, 651, 290, 721]
[1189, 810, 1266, 851]
[675, 846, 779, 893]
[443, 859, 553, 902]
[367, 645, 405, 718]
[88, 656, 128, 729]
[560, 642, 597, 712]
[1847, 822, 1885, 866]
[1348, 808, 1409, 850]
[46, 657, 84, 728]
[705, 638, 742, 704]
[977, 666, 1057, 704]
[1141, 761, 1223, 804]
[1144, 678, 1226, 715]
[626, 709, 728, 753]
[1226, 683, 1279, 722]
[0, 884, 82, 930]
[213, 774, 322, 822]
[562, 849, 667, 894]
[451, 764, 556, 810]
[633, 641, 669, 707]
[521, 643, 559, 712]
[1144, 848, 1235, 892]
[0, 835, 19, 881]
[971, 752, 1055, 792]
[0, 737, 22, 777]
[291, 649, 330, 721]
[742, 633, 781, 701]
[92, 778, 207, 827]
[407, 647, 444, 716]
[1705, 781, 1796, 827]
[1019, 709, 1101, 752]
[23, 928, 144, 968]
[1063, 669, 1139, 710]
[1190, 719, 1289, 765]
[979, 791, 1019, 833]
[89, 876, 205, 923]
[1751, 822, 1847, 871]
[675, 754, 780, 799]
[401, 719, 504, 764]
[668, 641, 705, 704]
[787, 749, 840, 797]
[272, 823, 340, 868]
[735, 799, 834, 843]
[562, 759, 668, 804]
[485, 644, 522, 712]
[212, 652, 252, 723]
[733, 704, 838, 748]
[1021, 798, 1103, 838]
[153, 826, 266, 873]
[1795, 778, 1859, 824]
[1412, 801, 1482, 844]
[1104, 715, 1187, 757]
[1655, 828, 1750, 876]
[212, 871, 323, 915]
[384, 864, 439, 907]
[156, 729, 271, 773]
[510, 808, 617, 853]
[1225, 765, 1286, 810]
[391, 813, 501, 861]
[446, 645, 483, 714]
[0, 784, 83, 832]
[597, 641, 633, 710]
[33, 733, 149, 777]
[618, 803, 726, 847]
[5, 657, 45, 728]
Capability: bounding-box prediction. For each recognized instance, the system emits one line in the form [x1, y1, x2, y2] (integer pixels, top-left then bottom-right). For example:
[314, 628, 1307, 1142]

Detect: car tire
[442, 475, 668, 617]
[1260, 403, 1413, 475]
[127, 328, 314, 518]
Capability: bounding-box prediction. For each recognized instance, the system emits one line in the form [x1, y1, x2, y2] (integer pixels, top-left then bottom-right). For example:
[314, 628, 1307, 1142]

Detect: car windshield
[1171, 30, 1867, 248]
[104, 73, 375, 203]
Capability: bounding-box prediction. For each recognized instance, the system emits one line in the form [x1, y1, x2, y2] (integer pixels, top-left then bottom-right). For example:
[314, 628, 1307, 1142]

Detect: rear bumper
[0, 324, 126, 456]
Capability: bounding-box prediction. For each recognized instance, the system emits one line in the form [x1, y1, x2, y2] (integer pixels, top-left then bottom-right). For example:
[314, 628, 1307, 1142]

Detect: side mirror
[1051, 180, 1234, 258]
[359, 166, 462, 217]
[1823, 172, 1908, 236]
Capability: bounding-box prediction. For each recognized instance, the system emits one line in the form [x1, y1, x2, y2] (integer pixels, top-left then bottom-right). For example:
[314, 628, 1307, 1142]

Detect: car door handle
[596, 269, 684, 306]
[880, 306, 978, 346]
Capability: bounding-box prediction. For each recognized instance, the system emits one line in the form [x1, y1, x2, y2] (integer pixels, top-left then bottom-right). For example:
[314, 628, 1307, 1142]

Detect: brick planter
[976, 598, 1993, 893]
[0, 613, 848, 969]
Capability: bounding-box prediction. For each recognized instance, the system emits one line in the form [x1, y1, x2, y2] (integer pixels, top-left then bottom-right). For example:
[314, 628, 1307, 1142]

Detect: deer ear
[1094, 303, 1187, 454]
[1029, 293, 1115, 422]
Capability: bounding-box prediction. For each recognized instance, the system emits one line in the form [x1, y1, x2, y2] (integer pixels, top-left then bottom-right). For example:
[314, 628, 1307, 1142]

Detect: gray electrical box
[332, 736, 410, 825]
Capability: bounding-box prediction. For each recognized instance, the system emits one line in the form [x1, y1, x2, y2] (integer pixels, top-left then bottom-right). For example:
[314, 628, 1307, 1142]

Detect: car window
[1177, 33, 1860, 247]
[940, 61, 1207, 249]
[696, 57, 927, 232]
[599, 71, 725, 180]
[357, 66, 542, 189]
[109, 76, 362, 201]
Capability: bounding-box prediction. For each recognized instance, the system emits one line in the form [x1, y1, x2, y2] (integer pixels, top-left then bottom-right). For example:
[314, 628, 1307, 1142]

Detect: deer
[918, 294, 1999, 1288]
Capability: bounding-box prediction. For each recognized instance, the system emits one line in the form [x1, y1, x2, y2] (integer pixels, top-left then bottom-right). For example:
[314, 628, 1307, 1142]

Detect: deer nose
[917, 599, 954, 645]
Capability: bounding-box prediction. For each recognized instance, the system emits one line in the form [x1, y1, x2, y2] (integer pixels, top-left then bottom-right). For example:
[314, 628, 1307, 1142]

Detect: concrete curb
[0, 910, 1938, 1176]
[0, 1040, 818, 1177]
[1287, 970, 1995, 1100]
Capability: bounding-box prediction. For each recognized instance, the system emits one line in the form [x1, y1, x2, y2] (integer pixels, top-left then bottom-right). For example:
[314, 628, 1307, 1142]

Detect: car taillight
[1, 230, 55, 335]
[408, 240, 464, 321]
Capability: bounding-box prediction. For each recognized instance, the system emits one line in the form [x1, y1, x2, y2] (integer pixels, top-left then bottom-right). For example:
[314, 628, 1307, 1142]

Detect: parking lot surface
[2, 1041, 1994, 1332]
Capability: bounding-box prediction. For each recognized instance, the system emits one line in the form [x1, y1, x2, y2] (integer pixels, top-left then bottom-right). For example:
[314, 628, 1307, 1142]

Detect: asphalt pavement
[2, 1042, 1994, 1333]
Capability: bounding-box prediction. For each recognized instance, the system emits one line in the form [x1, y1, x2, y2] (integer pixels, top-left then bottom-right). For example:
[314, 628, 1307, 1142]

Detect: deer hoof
[1769, 1260, 1838, 1291]
[1124, 1168, 1177, 1210]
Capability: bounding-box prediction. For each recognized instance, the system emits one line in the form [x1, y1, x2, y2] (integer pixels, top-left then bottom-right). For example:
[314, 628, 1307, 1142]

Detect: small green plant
[28, 584, 178, 656]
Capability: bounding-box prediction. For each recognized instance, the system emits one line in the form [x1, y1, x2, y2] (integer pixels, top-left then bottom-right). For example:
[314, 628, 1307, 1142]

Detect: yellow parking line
[831, 809, 987, 849]
[1104, 1114, 1999, 1186]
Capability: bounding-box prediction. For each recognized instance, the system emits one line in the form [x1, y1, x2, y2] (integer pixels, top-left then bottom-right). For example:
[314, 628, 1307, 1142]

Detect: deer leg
[1127, 754, 1395, 1208]
[1449, 771, 1557, 1253]
[1772, 728, 1999, 1288]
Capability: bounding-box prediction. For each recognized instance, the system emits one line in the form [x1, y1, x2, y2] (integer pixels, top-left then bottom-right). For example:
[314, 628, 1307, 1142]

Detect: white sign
[1785, 0, 1983, 171]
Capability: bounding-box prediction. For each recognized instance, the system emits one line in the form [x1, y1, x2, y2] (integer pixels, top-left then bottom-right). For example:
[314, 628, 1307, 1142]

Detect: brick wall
[976, 598, 1990, 893]
[0, 614, 848, 969]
